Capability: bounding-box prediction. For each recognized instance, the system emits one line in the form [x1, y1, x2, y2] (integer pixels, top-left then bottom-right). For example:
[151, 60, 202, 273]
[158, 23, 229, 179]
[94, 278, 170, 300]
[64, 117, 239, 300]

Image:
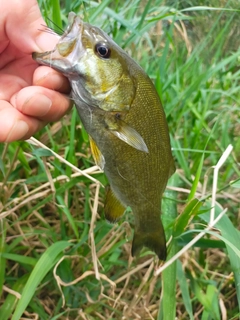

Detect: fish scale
[32, 12, 175, 260]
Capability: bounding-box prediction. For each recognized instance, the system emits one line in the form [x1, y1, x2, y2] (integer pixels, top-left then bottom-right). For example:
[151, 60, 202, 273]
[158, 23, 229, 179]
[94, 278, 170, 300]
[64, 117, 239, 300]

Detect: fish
[32, 12, 175, 260]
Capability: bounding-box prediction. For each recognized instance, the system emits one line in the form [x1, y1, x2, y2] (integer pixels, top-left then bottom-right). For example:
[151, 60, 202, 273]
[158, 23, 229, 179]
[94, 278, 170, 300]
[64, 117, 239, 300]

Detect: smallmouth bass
[33, 12, 175, 260]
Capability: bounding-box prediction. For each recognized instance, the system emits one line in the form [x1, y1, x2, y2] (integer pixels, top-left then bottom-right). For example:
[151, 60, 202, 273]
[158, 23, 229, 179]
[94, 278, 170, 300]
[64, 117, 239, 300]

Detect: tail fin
[131, 223, 167, 261]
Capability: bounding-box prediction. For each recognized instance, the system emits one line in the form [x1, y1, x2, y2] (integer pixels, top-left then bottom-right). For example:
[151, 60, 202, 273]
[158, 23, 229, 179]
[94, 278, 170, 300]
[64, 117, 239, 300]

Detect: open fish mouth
[32, 12, 84, 75]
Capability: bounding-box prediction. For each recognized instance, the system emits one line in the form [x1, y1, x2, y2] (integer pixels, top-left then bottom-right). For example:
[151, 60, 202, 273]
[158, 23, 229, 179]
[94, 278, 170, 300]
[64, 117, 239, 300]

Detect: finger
[3, 0, 59, 53]
[11, 86, 72, 121]
[0, 100, 44, 142]
[33, 66, 71, 93]
[0, 74, 27, 101]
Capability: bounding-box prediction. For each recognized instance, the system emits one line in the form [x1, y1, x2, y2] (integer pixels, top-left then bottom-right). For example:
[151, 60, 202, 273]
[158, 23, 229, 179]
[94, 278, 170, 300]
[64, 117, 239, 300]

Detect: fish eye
[95, 43, 111, 59]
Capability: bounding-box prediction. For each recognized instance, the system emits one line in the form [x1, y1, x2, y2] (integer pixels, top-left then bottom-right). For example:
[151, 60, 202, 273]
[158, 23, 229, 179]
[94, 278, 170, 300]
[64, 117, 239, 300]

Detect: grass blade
[56, 195, 79, 239]
[201, 204, 240, 312]
[158, 173, 179, 320]
[0, 275, 29, 320]
[0, 220, 6, 298]
[12, 241, 72, 320]
[177, 260, 194, 319]
[50, 0, 62, 29]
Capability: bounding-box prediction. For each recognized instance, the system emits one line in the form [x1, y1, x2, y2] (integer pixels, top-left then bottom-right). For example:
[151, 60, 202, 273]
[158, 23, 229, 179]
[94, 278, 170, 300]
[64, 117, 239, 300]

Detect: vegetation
[0, 0, 239, 319]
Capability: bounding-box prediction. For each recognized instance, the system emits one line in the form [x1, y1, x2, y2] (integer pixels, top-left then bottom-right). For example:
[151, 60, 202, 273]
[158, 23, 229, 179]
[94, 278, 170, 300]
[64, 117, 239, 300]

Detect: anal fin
[104, 187, 126, 222]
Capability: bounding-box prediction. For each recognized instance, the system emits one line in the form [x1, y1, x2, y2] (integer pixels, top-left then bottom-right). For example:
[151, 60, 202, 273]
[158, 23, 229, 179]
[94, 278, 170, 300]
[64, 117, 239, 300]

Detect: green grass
[1, 0, 240, 319]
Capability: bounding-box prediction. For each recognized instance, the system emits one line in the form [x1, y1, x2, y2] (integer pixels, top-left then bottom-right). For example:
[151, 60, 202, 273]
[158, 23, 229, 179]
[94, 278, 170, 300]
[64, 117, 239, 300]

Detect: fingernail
[6, 121, 29, 142]
[37, 95, 52, 116]
[23, 94, 52, 117]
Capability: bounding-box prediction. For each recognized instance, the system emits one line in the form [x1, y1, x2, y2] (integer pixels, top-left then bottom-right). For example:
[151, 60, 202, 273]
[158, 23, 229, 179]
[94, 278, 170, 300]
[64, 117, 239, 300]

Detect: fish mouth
[32, 12, 84, 75]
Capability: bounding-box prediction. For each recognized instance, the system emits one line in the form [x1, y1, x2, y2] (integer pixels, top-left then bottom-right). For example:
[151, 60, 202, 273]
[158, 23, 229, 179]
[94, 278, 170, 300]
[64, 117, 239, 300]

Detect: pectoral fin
[89, 136, 105, 170]
[104, 187, 126, 222]
[111, 123, 148, 153]
[105, 115, 148, 153]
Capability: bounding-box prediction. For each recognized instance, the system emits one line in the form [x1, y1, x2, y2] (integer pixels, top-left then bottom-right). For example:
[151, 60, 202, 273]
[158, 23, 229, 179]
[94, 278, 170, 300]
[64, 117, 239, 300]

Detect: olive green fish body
[33, 12, 175, 260]
[72, 62, 172, 260]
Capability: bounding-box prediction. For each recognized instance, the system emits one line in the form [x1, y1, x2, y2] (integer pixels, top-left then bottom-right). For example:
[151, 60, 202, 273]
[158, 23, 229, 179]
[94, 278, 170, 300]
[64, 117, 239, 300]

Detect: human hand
[0, 0, 72, 143]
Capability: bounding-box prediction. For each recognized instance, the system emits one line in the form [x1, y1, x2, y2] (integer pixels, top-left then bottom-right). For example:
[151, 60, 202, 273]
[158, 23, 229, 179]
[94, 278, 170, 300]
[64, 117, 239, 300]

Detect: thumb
[4, 0, 59, 53]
